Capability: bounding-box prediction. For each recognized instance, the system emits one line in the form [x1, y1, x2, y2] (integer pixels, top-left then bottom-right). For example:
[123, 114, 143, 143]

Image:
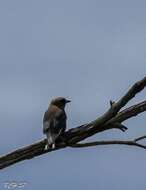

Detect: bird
[43, 97, 71, 150]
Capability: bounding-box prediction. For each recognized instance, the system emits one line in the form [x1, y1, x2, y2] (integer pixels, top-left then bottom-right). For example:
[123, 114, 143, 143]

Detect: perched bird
[43, 97, 71, 150]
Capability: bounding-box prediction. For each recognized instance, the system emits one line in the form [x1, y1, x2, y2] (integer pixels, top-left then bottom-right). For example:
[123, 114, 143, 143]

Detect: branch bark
[1, 76, 146, 170]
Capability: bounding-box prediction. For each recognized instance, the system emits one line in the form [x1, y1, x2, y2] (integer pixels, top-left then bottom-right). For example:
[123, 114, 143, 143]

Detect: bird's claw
[44, 143, 56, 150]
[44, 144, 49, 151]
[52, 143, 55, 149]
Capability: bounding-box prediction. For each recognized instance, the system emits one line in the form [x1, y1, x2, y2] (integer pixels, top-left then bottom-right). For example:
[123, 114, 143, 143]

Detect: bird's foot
[52, 143, 55, 149]
[44, 143, 55, 150]
[44, 144, 49, 151]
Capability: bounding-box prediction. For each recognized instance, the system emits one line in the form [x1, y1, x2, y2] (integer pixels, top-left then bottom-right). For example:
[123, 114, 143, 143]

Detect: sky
[0, 0, 146, 189]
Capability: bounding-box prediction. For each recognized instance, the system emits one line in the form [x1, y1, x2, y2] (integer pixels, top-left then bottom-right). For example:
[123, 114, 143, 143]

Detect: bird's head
[50, 97, 71, 109]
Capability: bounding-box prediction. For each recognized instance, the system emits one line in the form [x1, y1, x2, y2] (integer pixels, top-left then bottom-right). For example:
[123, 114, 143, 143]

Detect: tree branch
[71, 135, 146, 149]
[66, 76, 146, 144]
[1, 76, 146, 170]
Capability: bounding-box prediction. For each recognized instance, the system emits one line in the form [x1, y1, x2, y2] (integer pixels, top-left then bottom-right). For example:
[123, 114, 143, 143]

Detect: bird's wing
[43, 119, 52, 134]
[55, 110, 66, 123]
[43, 108, 66, 138]
[43, 118, 56, 146]
[43, 109, 53, 133]
[54, 110, 66, 130]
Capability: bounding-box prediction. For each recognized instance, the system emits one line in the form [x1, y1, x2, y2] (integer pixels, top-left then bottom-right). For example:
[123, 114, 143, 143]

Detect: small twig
[110, 100, 115, 107]
[112, 123, 128, 132]
[134, 135, 146, 142]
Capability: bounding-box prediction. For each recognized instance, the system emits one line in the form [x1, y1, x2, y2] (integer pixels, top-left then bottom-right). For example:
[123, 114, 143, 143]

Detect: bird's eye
[61, 99, 66, 103]
[58, 98, 65, 104]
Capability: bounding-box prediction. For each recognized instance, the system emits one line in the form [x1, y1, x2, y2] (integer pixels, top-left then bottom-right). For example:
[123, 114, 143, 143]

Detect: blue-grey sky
[0, 0, 146, 189]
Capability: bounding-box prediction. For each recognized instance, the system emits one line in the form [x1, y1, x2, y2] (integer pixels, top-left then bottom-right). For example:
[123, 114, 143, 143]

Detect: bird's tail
[45, 129, 63, 150]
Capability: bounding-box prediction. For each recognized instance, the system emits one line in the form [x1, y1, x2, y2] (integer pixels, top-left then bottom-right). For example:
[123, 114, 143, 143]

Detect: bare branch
[67, 77, 146, 144]
[1, 76, 146, 170]
[0, 140, 66, 170]
[71, 135, 146, 149]
[134, 135, 146, 142]
[109, 100, 146, 124]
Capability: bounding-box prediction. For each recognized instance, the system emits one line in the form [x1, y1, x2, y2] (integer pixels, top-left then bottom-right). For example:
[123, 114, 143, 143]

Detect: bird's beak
[66, 99, 71, 103]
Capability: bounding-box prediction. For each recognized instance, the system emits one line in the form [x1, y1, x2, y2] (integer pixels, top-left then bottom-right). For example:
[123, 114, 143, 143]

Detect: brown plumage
[43, 97, 71, 149]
